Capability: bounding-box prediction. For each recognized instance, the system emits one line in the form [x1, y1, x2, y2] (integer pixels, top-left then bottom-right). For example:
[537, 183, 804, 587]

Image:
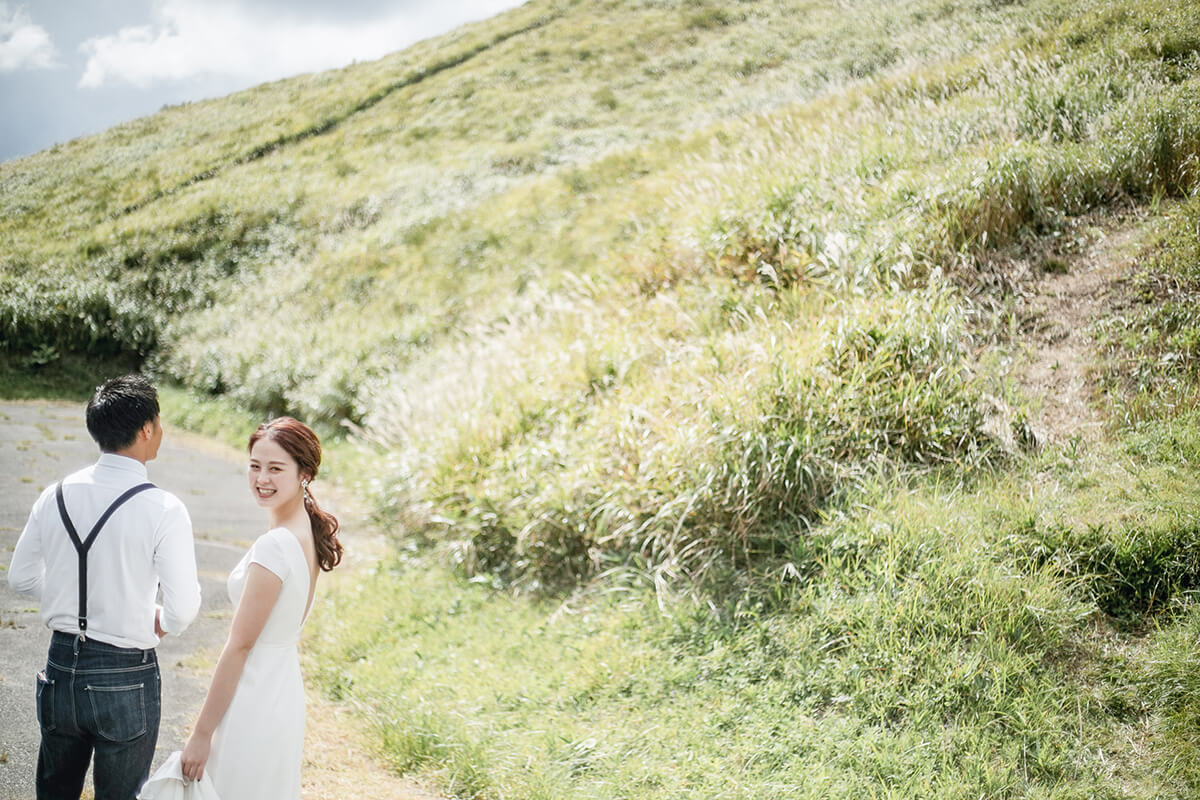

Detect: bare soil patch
[973, 210, 1152, 447]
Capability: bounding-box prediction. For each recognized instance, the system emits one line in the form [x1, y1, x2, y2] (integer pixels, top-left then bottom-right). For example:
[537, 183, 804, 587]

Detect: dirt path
[989, 212, 1148, 447]
[0, 400, 436, 800]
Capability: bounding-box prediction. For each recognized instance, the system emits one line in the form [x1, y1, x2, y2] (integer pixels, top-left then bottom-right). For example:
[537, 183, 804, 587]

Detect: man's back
[6, 373, 202, 800]
[11, 453, 200, 649]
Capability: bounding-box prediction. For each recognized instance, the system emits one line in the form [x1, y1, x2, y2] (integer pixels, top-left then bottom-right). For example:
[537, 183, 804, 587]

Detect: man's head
[86, 374, 163, 460]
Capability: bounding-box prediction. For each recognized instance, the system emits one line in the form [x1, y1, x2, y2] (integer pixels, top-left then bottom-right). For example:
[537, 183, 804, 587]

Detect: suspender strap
[54, 481, 156, 639]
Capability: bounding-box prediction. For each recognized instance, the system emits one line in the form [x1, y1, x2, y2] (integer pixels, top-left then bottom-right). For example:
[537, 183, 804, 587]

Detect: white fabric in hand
[137, 751, 222, 800]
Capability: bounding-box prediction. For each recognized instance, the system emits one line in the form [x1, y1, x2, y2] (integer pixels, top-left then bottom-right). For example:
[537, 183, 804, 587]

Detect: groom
[8, 374, 202, 800]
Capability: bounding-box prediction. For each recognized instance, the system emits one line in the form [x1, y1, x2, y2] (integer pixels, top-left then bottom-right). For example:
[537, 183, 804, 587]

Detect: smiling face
[247, 435, 307, 511]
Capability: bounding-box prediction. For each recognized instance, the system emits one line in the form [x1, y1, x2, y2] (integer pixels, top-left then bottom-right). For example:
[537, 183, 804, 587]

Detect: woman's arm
[180, 563, 282, 780]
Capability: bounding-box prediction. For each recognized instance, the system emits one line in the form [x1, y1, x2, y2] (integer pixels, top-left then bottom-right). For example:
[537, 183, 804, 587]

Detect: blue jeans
[36, 631, 161, 800]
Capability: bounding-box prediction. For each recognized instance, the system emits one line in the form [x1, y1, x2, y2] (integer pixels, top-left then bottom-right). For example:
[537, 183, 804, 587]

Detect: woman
[179, 417, 342, 796]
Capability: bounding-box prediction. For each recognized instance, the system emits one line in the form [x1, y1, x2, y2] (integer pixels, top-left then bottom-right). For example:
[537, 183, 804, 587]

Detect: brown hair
[249, 417, 343, 571]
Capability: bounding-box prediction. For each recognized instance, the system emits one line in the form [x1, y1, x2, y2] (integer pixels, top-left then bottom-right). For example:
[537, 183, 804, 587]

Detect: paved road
[0, 401, 264, 800]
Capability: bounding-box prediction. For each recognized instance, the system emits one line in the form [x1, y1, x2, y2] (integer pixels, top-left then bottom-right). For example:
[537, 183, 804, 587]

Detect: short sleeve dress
[204, 528, 313, 800]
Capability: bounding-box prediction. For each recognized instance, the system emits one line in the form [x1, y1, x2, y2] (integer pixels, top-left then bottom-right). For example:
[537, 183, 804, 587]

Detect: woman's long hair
[249, 417, 343, 571]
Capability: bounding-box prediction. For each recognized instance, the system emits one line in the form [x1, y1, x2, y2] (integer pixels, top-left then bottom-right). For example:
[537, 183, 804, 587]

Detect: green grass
[306, 331, 1200, 797]
[156, 385, 267, 451]
[0, 353, 138, 401]
[7, 0, 1200, 796]
[304, 178, 1200, 794]
[307, 432, 1200, 798]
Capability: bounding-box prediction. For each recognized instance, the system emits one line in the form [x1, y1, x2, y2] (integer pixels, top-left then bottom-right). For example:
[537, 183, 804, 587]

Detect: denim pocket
[35, 671, 55, 732]
[86, 682, 147, 742]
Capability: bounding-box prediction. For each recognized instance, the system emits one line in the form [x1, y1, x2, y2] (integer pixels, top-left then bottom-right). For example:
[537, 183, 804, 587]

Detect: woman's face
[248, 436, 305, 510]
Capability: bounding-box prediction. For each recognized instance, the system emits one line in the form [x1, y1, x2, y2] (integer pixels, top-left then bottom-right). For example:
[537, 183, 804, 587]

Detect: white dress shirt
[9, 452, 202, 649]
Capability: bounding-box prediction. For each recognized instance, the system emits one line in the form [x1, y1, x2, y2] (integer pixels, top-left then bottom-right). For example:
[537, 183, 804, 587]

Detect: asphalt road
[0, 401, 264, 800]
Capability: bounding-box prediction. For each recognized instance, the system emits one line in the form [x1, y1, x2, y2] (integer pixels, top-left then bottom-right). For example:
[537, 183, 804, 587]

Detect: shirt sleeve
[249, 530, 291, 581]
[154, 496, 201, 637]
[8, 486, 51, 599]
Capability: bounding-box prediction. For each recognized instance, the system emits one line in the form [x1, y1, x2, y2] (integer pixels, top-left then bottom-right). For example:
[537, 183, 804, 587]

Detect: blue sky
[0, 0, 526, 163]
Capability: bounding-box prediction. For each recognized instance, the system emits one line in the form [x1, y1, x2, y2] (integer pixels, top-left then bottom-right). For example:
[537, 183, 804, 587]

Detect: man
[9, 375, 202, 800]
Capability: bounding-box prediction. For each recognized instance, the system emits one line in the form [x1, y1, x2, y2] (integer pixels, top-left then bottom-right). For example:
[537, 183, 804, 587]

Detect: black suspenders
[54, 482, 156, 640]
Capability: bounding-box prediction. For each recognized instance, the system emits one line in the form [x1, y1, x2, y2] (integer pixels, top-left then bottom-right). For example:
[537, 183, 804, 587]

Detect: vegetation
[7, 0, 1200, 795]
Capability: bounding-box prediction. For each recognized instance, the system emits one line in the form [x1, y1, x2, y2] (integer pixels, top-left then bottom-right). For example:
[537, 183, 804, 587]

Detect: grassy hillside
[6, 0, 1200, 796]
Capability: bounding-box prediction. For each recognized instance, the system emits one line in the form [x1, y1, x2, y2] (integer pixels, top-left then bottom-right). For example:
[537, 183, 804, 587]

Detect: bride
[179, 416, 342, 797]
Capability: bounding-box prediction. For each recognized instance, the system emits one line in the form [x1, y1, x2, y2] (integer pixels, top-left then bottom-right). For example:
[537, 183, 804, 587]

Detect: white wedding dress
[205, 527, 314, 800]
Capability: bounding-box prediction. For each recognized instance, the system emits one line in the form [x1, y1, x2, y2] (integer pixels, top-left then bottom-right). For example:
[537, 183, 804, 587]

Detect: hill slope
[7, 0, 1200, 796]
[6, 0, 1199, 585]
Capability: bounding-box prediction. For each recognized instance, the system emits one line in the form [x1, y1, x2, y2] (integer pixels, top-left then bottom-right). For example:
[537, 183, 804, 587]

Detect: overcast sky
[0, 0, 527, 163]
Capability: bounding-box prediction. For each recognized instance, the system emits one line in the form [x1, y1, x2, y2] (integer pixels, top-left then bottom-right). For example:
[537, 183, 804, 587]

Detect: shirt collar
[96, 452, 150, 480]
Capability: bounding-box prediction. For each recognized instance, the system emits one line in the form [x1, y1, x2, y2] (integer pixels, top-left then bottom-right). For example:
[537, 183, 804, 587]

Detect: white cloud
[78, 0, 526, 89]
[0, 3, 59, 72]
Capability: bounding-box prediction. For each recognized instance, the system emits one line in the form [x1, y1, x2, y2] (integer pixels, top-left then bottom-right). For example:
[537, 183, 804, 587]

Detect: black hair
[85, 374, 160, 452]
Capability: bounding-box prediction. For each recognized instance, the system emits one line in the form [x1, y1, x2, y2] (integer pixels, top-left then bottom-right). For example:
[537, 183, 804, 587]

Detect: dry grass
[302, 687, 443, 800]
[300, 476, 437, 798]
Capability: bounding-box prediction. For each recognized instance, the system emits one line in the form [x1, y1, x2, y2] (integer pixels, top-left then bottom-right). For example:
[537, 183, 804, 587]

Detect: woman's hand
[180, 729, 212, 781]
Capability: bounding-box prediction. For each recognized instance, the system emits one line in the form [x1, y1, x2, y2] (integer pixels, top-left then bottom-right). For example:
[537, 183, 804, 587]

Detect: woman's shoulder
[249, 527, 286, 548]
[248, 528, 301, 578]
[256, 526, 309, 557]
